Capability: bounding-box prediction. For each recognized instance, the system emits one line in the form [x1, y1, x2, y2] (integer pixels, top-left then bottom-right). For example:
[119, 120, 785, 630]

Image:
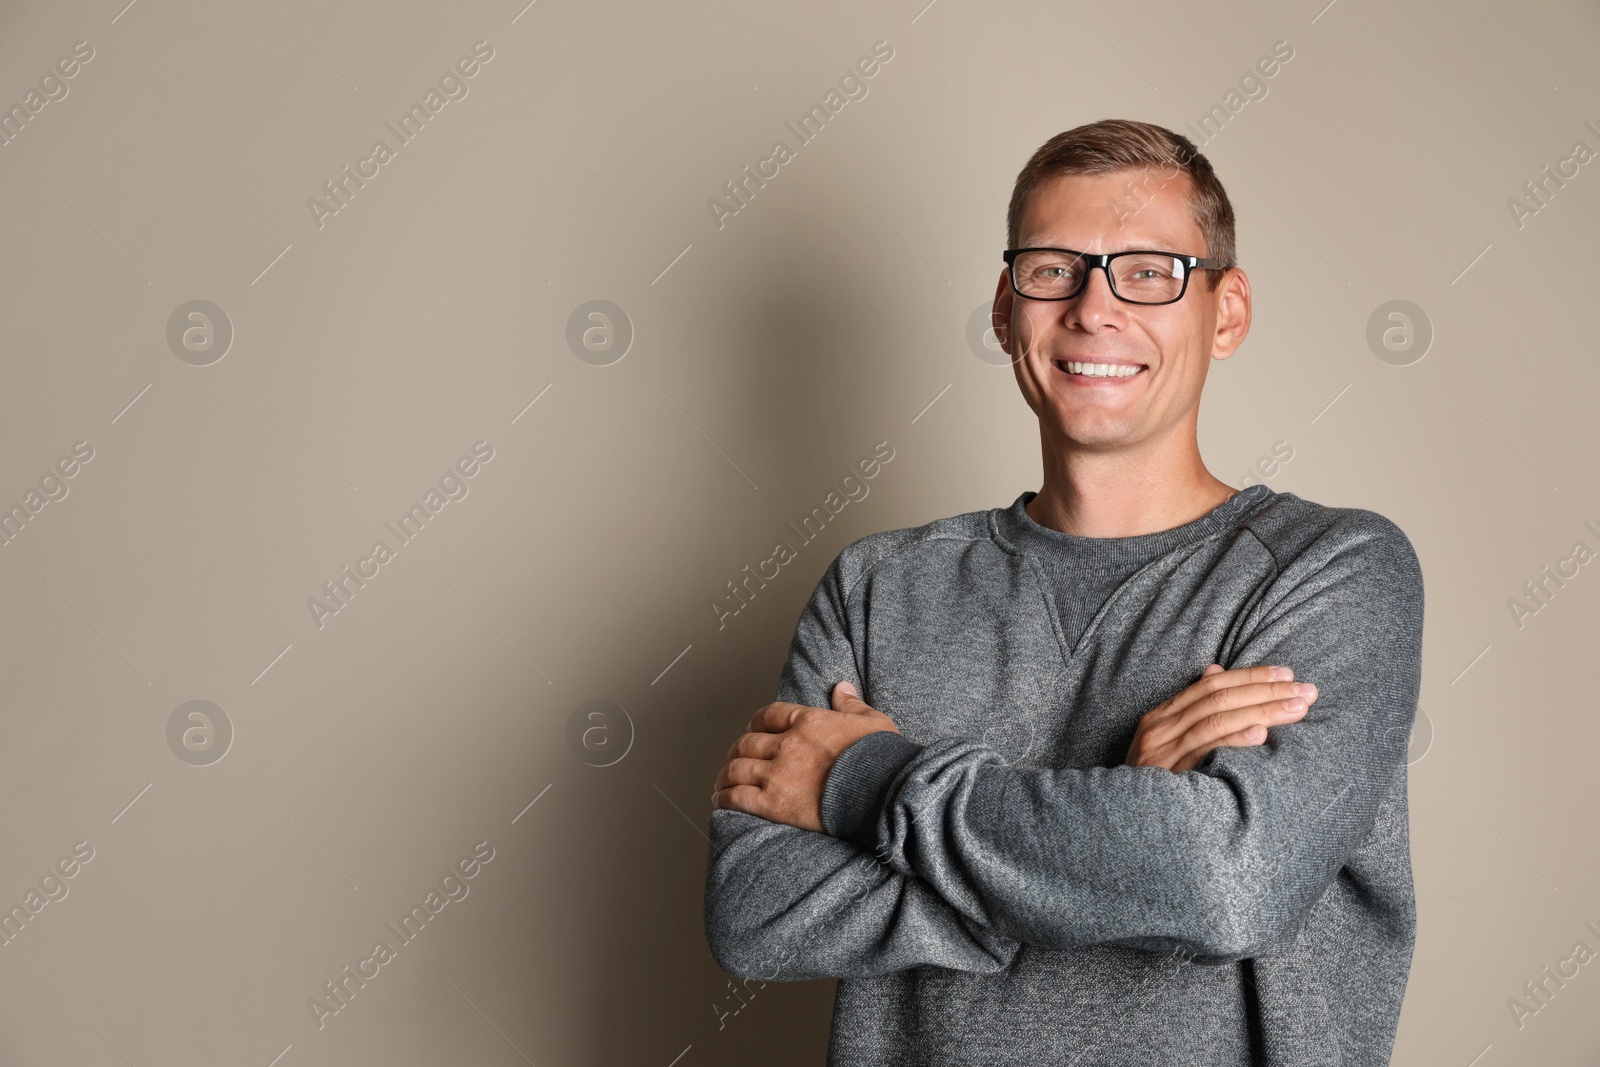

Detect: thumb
[831, 679, 861, 711]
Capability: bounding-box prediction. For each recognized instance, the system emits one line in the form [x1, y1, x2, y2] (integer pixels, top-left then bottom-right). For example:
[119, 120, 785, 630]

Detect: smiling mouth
[1052, 359, 1148, 380]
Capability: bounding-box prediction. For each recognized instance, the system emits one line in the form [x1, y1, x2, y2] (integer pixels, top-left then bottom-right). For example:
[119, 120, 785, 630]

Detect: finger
[1139, 683, 1312, 766]
[1165, 700, 1305, 766]
[832, 682, 885, 718]
[1171, 724, 1270, 773]
[1161, 678, 1316, 743]
[1154, 690, 1311, 761]
[712, 756, 771, 793]
[712, 755, 769, 793]
[1144, 665, 1290, 728]
[731, 732, 782, 761]
[711, 783, 764, 814]
[1178, 663, 1230, 713]
[746, 701, 805, 734]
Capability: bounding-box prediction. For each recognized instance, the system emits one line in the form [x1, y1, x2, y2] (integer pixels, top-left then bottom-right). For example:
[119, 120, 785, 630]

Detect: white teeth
[1065, 361, 1142, 377]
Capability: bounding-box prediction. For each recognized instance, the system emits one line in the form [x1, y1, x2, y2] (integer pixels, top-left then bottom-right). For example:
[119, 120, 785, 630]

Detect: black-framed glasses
[1002, 247, 1228, 305]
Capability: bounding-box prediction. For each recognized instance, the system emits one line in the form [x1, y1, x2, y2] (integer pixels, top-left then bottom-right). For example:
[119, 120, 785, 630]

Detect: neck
[1024, 417, 1235, 539]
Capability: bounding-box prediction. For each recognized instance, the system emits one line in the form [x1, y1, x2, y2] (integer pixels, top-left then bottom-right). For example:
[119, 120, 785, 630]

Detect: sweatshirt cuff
[819, 730, 925, 850]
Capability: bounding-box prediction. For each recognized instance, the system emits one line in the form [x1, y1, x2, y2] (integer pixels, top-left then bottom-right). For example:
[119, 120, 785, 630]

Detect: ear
[1209, 266, 1252, 362]
[992, 269, 1014, 356]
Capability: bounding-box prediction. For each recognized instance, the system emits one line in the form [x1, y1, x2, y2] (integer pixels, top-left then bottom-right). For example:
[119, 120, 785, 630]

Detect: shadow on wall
[698, 199, 912, 506]
[522, 212, 878, 1063]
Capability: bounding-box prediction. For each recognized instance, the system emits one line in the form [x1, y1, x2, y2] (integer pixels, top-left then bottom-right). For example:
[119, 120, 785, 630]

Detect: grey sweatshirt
[703, 484, 1424, 1066]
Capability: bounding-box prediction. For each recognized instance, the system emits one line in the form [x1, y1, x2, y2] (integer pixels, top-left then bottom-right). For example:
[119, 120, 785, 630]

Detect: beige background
[0, 0, 1595, 1064]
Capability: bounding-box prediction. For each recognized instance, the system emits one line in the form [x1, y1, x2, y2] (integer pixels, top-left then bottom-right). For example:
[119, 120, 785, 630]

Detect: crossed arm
[703, 520, 1423, 980]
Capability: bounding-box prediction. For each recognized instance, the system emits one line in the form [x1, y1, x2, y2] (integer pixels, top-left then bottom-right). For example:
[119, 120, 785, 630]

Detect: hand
[711, 681, 900, 832]
[1125, 664, 1318, 772]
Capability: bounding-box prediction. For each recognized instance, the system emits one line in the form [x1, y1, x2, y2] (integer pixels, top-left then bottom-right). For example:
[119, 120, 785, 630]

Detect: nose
[1065, 262, 1123, 332]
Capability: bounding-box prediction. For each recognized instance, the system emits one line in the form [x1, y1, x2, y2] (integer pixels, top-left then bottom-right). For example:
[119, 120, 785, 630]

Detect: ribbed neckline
[991, 483, 1275, 569]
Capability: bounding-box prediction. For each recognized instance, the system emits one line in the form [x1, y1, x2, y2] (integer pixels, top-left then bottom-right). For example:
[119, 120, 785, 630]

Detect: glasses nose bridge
[1077, 253, 1121, 303]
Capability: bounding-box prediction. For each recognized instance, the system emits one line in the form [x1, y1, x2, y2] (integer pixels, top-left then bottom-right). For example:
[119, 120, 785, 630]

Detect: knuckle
[1133, 723, 1168, 752]
[1217, 727, 1249, 746]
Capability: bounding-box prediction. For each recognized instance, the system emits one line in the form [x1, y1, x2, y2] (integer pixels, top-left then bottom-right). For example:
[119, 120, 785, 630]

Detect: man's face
[996, 169, 1248, 451]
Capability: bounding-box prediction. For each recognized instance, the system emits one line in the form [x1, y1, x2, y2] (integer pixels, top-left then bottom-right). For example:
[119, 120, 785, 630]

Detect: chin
[1047, 412, 1134, 446]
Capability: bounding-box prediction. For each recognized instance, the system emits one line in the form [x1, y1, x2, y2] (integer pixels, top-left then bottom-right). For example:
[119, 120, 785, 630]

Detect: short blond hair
[1006, 119, 1236, 289]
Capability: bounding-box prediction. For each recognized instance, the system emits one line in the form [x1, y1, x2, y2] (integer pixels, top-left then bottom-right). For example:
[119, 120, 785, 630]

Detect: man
[704, 118, 1423, 1066]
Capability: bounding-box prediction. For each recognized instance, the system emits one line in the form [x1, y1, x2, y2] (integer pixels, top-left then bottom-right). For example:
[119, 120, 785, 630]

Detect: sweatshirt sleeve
[818, 512, 1424, 963]
[703, 550, 1022, 981]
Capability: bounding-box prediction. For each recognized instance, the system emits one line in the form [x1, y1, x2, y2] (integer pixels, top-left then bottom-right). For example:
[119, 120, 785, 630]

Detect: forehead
[1018, 169, 1207, 254]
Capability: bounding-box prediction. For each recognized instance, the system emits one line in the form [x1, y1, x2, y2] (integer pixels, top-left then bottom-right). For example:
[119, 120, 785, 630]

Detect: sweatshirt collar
[991, 483, 1275, 568]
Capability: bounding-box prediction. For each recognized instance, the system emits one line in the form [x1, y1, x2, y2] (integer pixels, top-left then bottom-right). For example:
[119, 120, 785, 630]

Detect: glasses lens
[1012, 250, 1086, 299]
[1110, 254, 1186, 304]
